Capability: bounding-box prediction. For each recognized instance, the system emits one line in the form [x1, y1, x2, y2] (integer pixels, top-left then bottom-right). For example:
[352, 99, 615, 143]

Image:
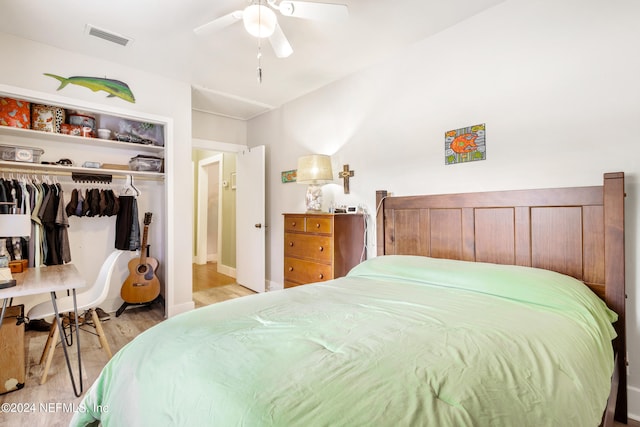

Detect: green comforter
[71, 255, 617, 426]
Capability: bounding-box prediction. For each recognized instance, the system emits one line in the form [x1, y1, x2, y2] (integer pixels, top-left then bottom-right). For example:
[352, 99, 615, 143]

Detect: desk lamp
[0, 203, 31, 289]
[297, 154, 333, 212]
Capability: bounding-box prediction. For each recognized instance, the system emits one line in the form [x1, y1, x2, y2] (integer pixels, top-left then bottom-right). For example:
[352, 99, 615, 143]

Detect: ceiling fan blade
[269, 23, 293, 58]
[194, 10, 243, 35]
[278, 1, 348, 21]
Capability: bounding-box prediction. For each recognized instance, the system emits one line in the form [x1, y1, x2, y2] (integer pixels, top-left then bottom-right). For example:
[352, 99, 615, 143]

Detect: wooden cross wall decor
[338, 164, 354, 194]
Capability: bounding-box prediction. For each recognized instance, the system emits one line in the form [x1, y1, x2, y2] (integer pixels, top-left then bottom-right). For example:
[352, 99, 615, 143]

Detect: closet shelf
[0, 125, 164, 154]
[0, 160, 164, 181]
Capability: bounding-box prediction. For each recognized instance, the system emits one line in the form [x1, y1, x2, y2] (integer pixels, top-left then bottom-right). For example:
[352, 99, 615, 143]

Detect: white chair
[27, 249, 125, 384]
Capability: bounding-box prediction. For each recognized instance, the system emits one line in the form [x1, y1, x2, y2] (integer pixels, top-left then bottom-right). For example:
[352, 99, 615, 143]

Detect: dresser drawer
[284, 257, 332, 285]
[305, 217, 332, 234]
[284, 215, 306, 232]
[283, 213, 365, 289]
[284, 233, 332, 262]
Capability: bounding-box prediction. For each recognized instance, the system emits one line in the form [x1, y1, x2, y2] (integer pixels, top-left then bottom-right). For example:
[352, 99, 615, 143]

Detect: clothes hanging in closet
[0, 177, 30, 262]
[30, 179, 44, 267]
[115, 195, 140, 251]
[65, 188, 120, 218]
[38, 182, 71, 265]
[0, 177, 70, 266]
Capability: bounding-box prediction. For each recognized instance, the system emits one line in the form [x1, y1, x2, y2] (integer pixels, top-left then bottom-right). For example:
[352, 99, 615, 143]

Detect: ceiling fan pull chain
[257, 46, 263, 84]
[256, 0, 264, 83]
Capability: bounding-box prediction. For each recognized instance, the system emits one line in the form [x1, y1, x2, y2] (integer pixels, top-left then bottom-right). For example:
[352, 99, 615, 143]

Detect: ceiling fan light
[243, 5, 277, 38]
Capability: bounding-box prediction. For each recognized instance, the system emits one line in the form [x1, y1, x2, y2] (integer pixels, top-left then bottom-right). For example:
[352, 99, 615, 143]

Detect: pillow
[348, 255, 618, 340]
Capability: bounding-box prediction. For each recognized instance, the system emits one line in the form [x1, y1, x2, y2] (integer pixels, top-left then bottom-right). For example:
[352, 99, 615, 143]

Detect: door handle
[254, 223, 262, 228]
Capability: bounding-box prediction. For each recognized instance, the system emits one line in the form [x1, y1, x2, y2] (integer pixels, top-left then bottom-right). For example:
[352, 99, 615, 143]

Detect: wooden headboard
[376, 172, 626, 422]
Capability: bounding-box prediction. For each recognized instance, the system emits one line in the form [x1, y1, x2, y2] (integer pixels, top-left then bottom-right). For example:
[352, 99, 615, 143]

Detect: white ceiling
[0, 0, 505, 120]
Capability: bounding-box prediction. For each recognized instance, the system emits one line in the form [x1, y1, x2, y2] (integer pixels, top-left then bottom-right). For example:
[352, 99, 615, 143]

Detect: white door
[236, 146, 266, 293]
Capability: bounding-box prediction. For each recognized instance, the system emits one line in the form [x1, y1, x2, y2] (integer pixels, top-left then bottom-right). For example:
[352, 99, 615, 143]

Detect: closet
[0, 84, 168, 315]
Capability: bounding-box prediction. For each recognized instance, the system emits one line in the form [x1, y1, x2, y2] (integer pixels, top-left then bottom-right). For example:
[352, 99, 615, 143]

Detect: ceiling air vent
[86, 24, 132, 47]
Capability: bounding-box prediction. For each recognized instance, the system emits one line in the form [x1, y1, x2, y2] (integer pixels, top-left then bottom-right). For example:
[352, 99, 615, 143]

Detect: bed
[71, 172, 626, 427]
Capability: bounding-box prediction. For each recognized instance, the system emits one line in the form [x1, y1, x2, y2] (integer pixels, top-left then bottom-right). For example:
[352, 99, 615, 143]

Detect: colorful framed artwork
[445, 123, 486, 165]
[281, 169, 297, 183]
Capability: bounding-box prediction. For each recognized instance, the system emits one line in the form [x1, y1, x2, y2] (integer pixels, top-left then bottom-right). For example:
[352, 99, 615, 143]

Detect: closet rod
[0, 166, 164, 182]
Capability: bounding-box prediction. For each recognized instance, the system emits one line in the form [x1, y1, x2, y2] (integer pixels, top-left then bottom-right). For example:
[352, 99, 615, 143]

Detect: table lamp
[0, 204, 31, 289]
[297, 154, 333, 212]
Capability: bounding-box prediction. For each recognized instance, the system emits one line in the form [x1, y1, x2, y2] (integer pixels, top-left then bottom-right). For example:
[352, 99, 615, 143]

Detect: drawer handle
[289, 241, 294, 247]
[315, 223, 321, 228]
[288, 267, 294, 272]
[318, 246, 324, 252]
[291, 221, 296, 227]
[318, 273, 324, 279]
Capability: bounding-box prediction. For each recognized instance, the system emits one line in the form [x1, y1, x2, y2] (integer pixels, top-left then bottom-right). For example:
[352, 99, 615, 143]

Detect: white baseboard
[268, 280, 283, 291]
[628, 384, 640, 422]
[217, 264, 236, 278]
[192, 255, 219, 264]
[167, 300, 195, 318]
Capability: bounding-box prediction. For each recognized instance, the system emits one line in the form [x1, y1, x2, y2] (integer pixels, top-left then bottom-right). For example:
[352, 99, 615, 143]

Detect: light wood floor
[192, 261, 236, 292]
[0, 263, 253, 427]
[192, 262, 254, 308]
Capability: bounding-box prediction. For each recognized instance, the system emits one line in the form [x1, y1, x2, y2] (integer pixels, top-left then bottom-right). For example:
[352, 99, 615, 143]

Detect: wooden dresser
[283, 213, 366, 288]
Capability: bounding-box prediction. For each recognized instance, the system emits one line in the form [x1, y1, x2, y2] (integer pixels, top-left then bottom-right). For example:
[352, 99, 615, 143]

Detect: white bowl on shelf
[97, 128, 111, 140]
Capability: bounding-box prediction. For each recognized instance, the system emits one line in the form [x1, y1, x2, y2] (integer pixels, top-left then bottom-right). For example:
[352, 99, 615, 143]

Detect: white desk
[0, 264, 86, 396]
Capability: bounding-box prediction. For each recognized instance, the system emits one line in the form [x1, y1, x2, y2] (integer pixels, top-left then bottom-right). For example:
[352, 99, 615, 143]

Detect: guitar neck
[139, 224, 149, 264]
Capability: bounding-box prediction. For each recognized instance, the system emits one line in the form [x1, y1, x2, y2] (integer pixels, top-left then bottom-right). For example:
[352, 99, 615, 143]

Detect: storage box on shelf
[129, 155, 163, 172]
[0, 90, 165, 179]
[0, 98, 30, 129]
[0, 144, 43, 163]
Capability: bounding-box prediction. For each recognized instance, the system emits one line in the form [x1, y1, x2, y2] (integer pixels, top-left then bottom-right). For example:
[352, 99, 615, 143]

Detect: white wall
[192, 109, 246, 145]
[0, 32, 194, 318]
[248, 0, 640, 419]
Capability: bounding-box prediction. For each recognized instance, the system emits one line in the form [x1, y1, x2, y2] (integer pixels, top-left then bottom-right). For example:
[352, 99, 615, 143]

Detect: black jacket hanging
[115, 195, 139, 250]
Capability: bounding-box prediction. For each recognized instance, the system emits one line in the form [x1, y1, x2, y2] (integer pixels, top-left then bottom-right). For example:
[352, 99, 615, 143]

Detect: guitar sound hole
[137, 264, 149, 275]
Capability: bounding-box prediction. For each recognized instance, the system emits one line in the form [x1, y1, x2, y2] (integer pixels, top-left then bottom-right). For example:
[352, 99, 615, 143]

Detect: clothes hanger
[122, 174, 140, 196]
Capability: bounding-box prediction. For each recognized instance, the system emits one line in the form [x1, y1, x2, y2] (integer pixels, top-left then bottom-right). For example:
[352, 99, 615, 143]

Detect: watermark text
[0, 401, 108, 414]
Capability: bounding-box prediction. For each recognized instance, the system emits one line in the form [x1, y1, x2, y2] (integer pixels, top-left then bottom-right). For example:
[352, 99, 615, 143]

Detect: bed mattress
[71, 255, 617, 426]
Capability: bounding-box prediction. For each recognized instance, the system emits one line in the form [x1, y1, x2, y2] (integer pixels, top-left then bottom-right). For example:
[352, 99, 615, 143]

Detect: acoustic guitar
[120, 212, 161, 304]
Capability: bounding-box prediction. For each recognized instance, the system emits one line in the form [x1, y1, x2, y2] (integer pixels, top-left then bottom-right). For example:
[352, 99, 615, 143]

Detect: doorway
[193, 149, 236, 290]
[192, 139, 266, 296]
[195, 153, 222, 265]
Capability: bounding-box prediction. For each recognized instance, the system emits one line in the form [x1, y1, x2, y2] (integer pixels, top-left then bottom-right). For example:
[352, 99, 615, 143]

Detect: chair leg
[90, 309, 112, 359]
[39, 320, 57, 365]
[40, 323, 59, 385]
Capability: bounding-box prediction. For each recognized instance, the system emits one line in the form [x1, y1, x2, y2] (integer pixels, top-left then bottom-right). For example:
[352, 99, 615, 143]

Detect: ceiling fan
[194, 0, 349, 58]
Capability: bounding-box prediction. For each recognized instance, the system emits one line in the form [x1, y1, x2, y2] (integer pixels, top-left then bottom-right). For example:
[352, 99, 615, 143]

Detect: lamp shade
[243, 4, 277, 38]
[0, 214, 31, 238]
[297, 155, 333, 184]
